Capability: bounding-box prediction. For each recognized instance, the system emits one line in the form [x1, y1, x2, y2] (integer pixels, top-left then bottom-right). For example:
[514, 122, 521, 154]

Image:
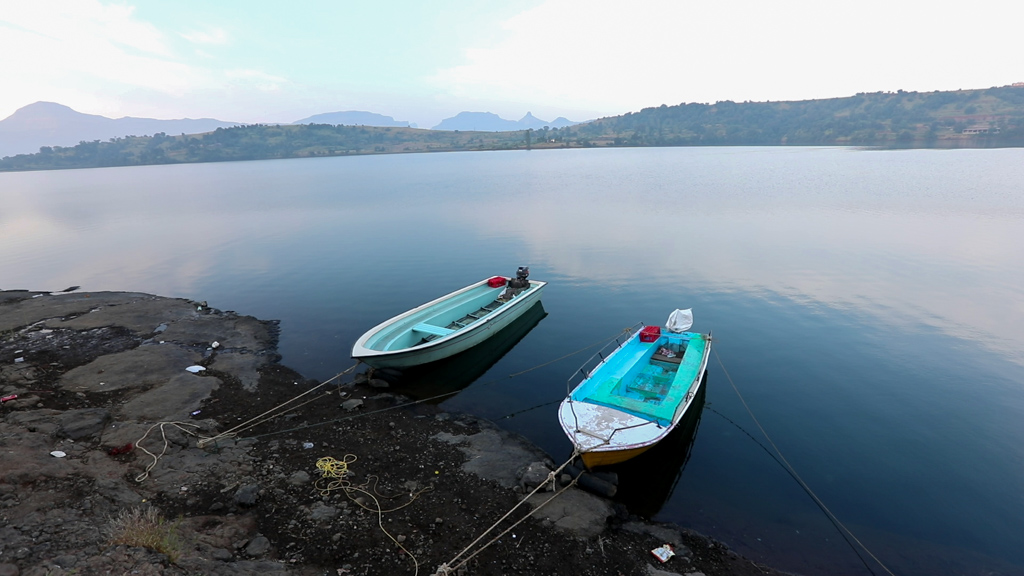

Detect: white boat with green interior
[352, 268, 545, 368]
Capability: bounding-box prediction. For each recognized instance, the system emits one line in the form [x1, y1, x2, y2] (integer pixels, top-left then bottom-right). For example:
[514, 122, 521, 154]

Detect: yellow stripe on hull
[581, 445, 653, 469]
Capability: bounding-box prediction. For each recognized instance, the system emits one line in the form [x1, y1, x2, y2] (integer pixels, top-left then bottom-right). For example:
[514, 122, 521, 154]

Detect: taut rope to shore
[430, 451, 581, 576]
[196, 361, 361, 448]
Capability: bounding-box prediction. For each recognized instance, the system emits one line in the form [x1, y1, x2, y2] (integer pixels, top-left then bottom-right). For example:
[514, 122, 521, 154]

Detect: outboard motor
[512, 266, 530, 287]
[501, 266, 531, 299]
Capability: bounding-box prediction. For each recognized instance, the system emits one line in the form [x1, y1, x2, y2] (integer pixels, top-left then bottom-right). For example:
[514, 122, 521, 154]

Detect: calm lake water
[3, 147, 1023, 575]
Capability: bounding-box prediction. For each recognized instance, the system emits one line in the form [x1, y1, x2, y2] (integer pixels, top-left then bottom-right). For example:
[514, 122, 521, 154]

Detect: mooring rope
[431, 451, 580, 576]
[133, 421, 205, 482]
[506, 329, 628, 378]
[314, 454, 432, 576]
[244, 329, 628, 442]
[713, 348, 896, 576]
[196, 361, 360, 448]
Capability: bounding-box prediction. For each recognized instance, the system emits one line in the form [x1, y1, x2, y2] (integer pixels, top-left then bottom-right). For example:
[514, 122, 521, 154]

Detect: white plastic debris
[651, 544, 675, 563]
[303, 442, 315, 449]
[211, 341, 220, 349]
[185, 365, 206, 373]
[50, 451, 67, 458]
[14, 357, 24, 363]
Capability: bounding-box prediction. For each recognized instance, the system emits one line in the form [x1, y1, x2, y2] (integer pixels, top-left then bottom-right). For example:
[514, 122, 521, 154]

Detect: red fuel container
[640, 326, 661, 342]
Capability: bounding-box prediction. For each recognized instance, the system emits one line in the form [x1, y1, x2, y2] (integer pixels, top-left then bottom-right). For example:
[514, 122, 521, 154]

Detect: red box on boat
[640, 326, 661, 342]
[487, 276, 507, 288]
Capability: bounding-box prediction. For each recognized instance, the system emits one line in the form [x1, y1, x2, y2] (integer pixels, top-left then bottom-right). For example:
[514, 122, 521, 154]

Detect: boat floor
[420, 299, 503, 343]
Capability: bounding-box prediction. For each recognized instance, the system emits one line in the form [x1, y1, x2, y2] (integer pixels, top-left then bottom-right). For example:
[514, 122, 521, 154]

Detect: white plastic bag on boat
[665, 309, 693, 333]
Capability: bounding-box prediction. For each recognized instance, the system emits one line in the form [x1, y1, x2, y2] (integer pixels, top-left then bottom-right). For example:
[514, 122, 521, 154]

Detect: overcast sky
[2, 0, 1022, 127]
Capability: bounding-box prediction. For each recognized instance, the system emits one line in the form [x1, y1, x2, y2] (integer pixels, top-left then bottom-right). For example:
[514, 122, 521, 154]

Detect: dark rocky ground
[0, 290, 793, 576]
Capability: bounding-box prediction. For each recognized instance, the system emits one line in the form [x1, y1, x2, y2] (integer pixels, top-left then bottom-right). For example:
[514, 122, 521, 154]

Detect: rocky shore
[0, 289, 789, 576]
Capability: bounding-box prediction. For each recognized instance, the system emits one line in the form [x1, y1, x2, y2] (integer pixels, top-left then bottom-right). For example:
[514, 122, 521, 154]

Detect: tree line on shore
[3, 85, 1023, 171]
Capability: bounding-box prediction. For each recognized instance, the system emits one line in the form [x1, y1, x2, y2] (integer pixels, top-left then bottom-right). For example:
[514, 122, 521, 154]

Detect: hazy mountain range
[432, 111, 579, 131]
[0, 102, 242, 158]
[291, 111, 412, 128]
[0, 102, 581, 158]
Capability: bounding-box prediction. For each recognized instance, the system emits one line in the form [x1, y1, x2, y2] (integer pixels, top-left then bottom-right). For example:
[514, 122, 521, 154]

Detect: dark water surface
[3, 147, 1023, 575]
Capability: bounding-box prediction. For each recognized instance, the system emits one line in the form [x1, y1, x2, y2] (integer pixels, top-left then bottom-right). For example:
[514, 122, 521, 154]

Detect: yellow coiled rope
[314, 454, 432, 576]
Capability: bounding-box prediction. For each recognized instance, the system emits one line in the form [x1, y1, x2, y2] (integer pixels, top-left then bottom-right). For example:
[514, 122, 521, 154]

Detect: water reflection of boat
[607, 375, 706, 518]
[382, 301, 547, 401]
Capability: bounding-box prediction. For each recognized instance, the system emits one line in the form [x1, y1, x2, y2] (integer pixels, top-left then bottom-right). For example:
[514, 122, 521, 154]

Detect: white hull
[352, 277, 545, 368]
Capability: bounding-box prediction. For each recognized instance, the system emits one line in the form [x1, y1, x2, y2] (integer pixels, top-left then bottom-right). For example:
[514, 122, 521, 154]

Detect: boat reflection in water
[375, 301, 547, 402]
[603, 375, 707, 518]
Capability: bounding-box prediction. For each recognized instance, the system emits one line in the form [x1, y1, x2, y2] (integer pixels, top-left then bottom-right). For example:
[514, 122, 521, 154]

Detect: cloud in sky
[179, 26, 230, 46]
[1, 0, 192, 102]
[0, 0, 284, 120]
[434, 0, 1024, 113]
[1, 0, 1022, 126]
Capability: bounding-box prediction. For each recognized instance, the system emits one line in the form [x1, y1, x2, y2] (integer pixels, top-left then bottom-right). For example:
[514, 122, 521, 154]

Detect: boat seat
[413, 323, 456, 337]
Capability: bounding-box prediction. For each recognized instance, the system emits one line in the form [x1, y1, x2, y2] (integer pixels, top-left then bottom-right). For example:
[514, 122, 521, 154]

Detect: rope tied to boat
[133, 421, 205, 483]
[196, 361, 360, 448]
[132, 363, 360, 484]
[240, 329, 634, 442]
[431, 451, 581, 576]
[714, 347, 896, 576]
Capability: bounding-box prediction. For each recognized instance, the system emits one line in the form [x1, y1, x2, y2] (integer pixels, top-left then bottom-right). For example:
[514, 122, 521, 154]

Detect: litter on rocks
[185, 365, 206, 373]
[14, 357, 25, 363]
[1, 394, 17, 404]
[651, 544, 675, 563]
[211, 341, 220, 348]
[303, 442, 315, 449]
[50, 451, 67, 458]
[108, 443, 133, 455]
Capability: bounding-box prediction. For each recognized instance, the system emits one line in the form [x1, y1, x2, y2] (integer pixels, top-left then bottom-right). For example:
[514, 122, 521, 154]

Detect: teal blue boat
[352, 268, 545, 368]
[558, 310, 711, 468]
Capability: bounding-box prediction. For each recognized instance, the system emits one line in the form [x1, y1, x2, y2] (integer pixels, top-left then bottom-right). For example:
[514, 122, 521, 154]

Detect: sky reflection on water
[2, 147, 1024, 575]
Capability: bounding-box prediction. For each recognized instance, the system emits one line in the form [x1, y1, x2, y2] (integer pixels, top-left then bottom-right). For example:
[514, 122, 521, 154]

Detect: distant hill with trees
[564, 85, 1024, 147]
[0, 124, 544, 171]
[3, 85, 1024, 172]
